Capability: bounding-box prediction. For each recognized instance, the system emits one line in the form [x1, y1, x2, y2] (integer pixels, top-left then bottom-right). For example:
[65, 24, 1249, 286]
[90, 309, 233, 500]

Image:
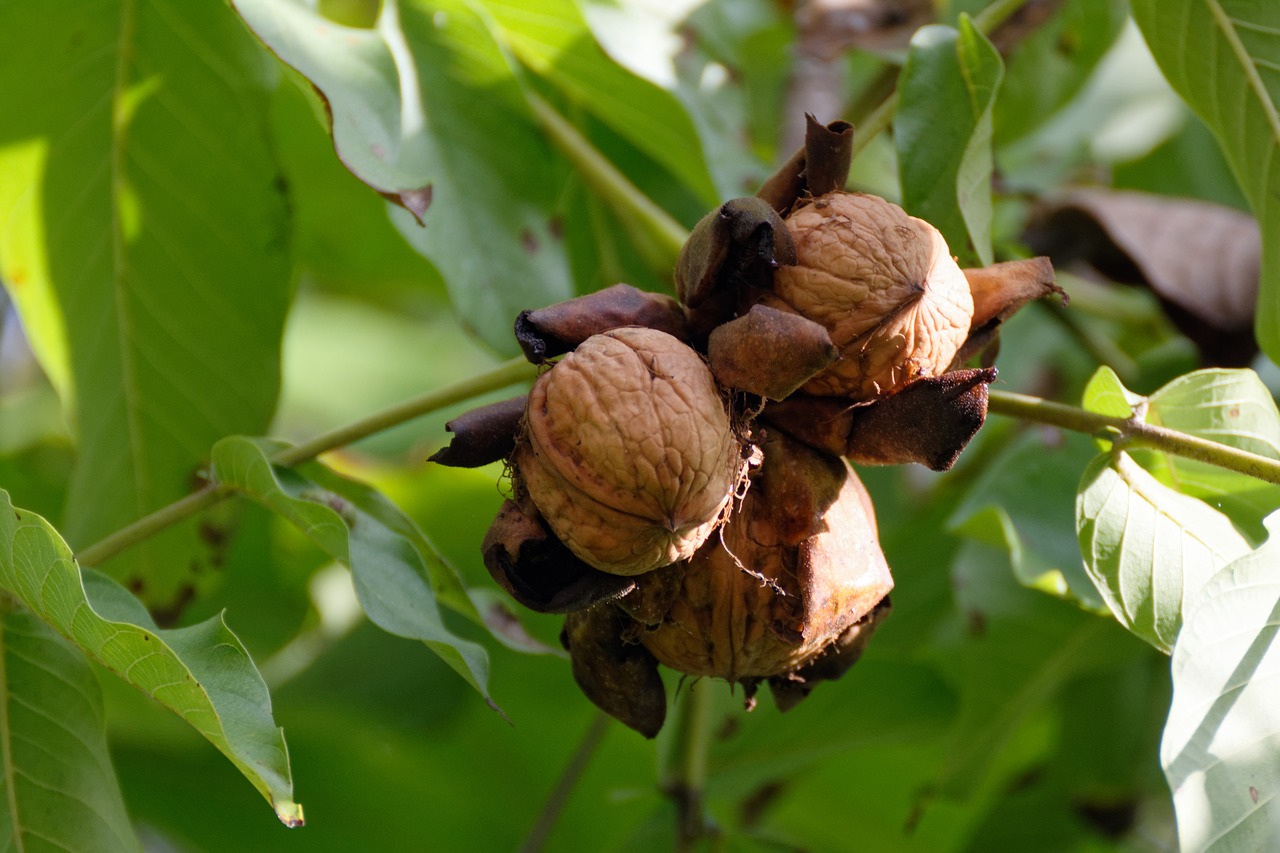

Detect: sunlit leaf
[0, 0, 292, 608]
[0, 612, 141, 852]
[1131, 0, 1280, 362]
[896, 16, 1004, 266]
[1081, 364, 1141, 420]
[209, 437, 494, 705]
[231, 0, 572, 352]
[0, 491, 301, 825]
[1163, 512, 1280, 852]
[479, 0, 717, 205]
[1076, 450, 1251, 653]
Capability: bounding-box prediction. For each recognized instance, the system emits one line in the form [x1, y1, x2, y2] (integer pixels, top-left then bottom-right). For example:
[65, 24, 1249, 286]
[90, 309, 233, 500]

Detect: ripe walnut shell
[772, 192, 974, 400]
[517, 327, 747, 576]
[637, 433, 893, 680]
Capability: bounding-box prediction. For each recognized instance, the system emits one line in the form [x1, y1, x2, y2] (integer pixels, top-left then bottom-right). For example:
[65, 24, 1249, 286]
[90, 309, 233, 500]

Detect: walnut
[515, 327, 748, 576]
[771, 192, 975, 400]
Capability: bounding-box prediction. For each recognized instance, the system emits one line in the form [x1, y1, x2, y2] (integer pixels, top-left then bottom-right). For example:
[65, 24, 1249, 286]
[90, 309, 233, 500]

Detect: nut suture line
[431, 115, 1063, 736]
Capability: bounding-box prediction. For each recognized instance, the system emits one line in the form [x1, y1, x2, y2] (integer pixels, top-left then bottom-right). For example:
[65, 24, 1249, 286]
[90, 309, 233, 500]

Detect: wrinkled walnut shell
[517, 327, 748, 576]
[772, 192, 975, 400]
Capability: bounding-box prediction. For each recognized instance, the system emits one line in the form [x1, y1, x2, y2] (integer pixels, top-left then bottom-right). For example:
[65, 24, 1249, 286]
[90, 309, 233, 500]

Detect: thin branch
[664, 681, 715, 851]
[525, 92, 689, 270]
[986, 390, 1280, 485]
[519, 712, 611, 853]
[74, 356, 538, 568]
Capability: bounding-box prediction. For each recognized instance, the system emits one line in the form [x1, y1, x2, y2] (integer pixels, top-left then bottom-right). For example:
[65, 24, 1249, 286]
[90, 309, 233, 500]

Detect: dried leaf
[1028, 189, 1259, 364]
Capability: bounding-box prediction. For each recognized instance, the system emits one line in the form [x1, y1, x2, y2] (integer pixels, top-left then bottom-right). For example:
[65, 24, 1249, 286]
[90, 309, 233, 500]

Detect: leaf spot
[1251, 785, 1260, 803]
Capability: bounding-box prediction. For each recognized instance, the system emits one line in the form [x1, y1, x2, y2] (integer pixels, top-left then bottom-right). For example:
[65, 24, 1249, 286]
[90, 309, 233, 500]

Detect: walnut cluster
[432, 118, 1062, 737]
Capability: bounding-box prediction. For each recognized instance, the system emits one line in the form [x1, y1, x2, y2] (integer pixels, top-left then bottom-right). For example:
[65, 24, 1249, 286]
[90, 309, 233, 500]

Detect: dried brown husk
[637, 433, 893, 681]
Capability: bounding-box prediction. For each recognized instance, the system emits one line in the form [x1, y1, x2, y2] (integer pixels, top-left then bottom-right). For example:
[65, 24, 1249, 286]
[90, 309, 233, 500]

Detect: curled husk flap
[517, 327, 748, 576]
[707, 304, 838, 400]
[637, 433, 893, 683]
[481, 500, 635, 613]
[562, 605, 666, 738]
[772, 192, 974, 400]
[955, 257, 1064, 366]
[757, 114, 855, 215]
[768, 596, 892, 711]
[428, 395, 527, 469]
[761, 367, 996, 471]
[515, 283, 690, 364]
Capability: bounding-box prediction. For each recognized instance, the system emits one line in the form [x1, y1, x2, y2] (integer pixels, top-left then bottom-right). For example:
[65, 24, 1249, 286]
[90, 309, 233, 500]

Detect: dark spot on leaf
[1251, 785, 1260, 803]
[198, 522, 227, 549]
[520, 228, 539, 256]
[740, 780, 786, 829]
[548, 216, 564, 241]
[1230, 407, 1241, 418]
[398, 185, 433, 224]
[1073, 797, 1139, 838]
[968, 610, 987, 637]
[127, 577, 145, 595]
[151, 584, 196, 628]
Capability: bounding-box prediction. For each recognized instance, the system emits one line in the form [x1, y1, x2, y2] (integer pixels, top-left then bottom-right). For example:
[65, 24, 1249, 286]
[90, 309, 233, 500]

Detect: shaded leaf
[0, 491, 301, 825]
[896, 17, 1004, 266]
[0, 611, 141, 852]
[951, 429, 1105, 609]
[928, 540, 1128, 800]
[1163, 512, 1280, 853]
[1027, 189, 1260, 365]
[0, 0, 292, 608]
[994, 0, 1128, 143]
[231, 0, 572, 353]
[1076, 450, 1251, 653]
[209, 437, 494, 705]
[1131, 0, 1280, 363]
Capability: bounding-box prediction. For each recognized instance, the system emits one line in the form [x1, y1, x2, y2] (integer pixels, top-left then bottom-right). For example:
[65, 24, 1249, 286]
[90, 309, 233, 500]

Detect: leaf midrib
[1207, 0, 1280, 143]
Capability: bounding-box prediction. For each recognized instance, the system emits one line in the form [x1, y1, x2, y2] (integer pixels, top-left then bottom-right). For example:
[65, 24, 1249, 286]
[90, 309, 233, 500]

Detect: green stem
[987, 390, 1280, 485]
[74, 356, 538, 568]
[665, 681, 714, 851]
[526, 92, 689, 268]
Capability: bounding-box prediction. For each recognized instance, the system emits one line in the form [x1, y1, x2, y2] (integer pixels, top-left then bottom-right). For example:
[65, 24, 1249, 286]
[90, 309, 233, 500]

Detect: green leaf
[895, 17, 1004, 266]
[1081, 364, 1141, 420]
[0, 0, 292, 607]
[1148, 368, 1280, 538]
[0, 491, 301, 825]
[1076, 450, 1252, 653]
[1131, 0, 1280, 361]
[231, 0, 573, 352]
[0, 612, 141, 852]
[950, 430, 1105, 610]
[994, 0, 1128, 144]
[927, 540, 1132, 800]
[1163, 512, 1280, 853]
[209, 436, 494, 705]
[478, 0, 717, 206]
